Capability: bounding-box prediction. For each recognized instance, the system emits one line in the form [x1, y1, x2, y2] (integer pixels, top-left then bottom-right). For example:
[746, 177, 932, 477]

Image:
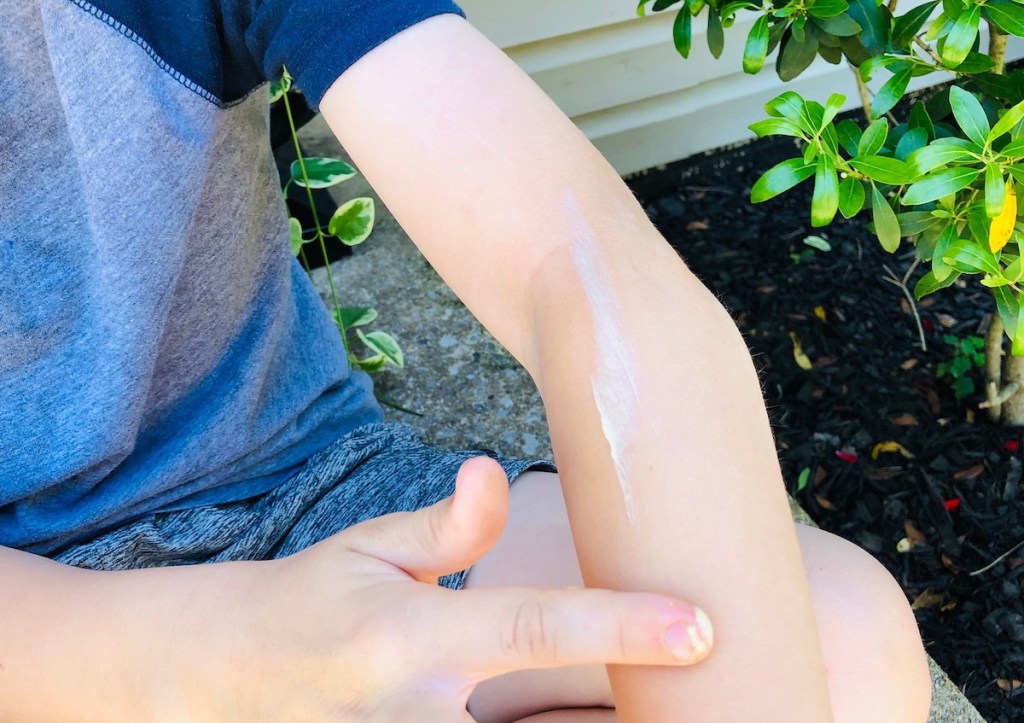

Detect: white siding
[460, 0, 1024, 175]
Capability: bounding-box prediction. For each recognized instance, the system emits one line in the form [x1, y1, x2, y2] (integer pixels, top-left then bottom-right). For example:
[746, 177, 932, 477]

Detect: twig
[979, 381, 1020, 409]
[914, 36, 943, 66]
[882, 260, 927, 352]
[969, 538, 1024, 576]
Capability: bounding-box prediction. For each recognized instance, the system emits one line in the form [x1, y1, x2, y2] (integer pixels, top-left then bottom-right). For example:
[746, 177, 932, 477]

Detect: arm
[320, 15, 834, 721]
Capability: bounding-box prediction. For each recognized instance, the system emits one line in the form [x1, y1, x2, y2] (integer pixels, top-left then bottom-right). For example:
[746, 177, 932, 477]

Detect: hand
[191, 457, 713, 722]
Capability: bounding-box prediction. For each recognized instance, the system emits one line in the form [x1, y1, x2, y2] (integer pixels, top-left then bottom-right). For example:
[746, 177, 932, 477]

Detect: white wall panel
[459, 1, 1024, 175]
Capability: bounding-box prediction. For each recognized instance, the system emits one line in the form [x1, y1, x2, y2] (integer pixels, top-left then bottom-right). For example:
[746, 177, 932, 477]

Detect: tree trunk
[1002, 355, 1024, 425]
[985, 315, 1005, 423]
[983, 315, 1024, 425]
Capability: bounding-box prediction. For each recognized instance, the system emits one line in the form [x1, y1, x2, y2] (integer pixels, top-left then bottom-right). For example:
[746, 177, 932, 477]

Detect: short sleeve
[245, 0, 465, 109]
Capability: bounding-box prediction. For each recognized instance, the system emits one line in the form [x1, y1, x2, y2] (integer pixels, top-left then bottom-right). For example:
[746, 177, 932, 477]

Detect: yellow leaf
[814, 305, 826, 321]
[990, 181, 1017, 253]
[788, 331, 813, 371]
[871, 441, 915, 460]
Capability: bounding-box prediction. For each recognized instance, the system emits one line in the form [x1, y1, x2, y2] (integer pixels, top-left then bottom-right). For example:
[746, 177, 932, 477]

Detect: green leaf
[914, 269, 961, 298]
[995, 285, 1020, 339]
[812, 155, 840, 226]
[765, 91, 806, 123]
[836, 119, 862, 155]
[809, 0, 849, 18]
[895, 127, 929, 160]
[328, 197, 375, 246]
[990, 98, 1024, 143]
[804, 234, 833, 251]
[653, 0, 683, 9]
[707, 10, 725, 57]
[822, 93, 846, 126]
[858, 118, 889, 156]
[851, 155, 913, 184]
[909, 101, 935, 139]
[839, 176, 867, 217]
[949, 87, 990, 146]
[749, 118, 804, 138]
[986, 164, 1007, 218]
[338, 306, 379, 329]
[892, 1, 939, 48]
[777, 27, 819, 81]
[954, 52, 996, 74]
[906, 141, 976, 176]
[847, 0, 889, 54]
[902, 167, 982, 205]
[751, 158, 817, 202]
[1000, 137, 1024, 158]
[269, 73, 292, 103]
[984, 1, 1024, 37]
[357, 330, 404, 368]
[289, 217, 304, 256]
[871, 183, 902, 251]
[930, 222, 958, 280]
[290, 157, 357, 189]
[942, 239, 1003, 275]
[1013, 301, 1024, 356]
[872, 68, 913, 117]
[838, 34, 873, 65]
[673, 8, 693, 57]
[743, 16, 771, 74]
[815, 13, 862, 35]
[941, 5, 980, 68]
[352, 353, 390, 372]
[797, 467, 811, 492]
[898, 210, 941, 235]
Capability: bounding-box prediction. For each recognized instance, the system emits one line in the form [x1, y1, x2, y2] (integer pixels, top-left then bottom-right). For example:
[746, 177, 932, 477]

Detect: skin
[0, 12, 932, 722]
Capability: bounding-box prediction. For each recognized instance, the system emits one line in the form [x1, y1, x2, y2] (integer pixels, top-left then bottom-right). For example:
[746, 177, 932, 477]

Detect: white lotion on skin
[562, 191, 644, 524]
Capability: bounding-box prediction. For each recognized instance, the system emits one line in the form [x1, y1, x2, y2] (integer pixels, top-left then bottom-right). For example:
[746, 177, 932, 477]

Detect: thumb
[341, 456, 510, 583]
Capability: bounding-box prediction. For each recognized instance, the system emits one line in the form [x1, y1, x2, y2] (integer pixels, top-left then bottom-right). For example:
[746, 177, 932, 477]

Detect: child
[0, 1, 931, 720]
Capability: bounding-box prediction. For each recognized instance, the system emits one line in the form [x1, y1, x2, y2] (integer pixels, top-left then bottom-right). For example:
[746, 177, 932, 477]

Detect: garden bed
[628, 131, 1024, 723]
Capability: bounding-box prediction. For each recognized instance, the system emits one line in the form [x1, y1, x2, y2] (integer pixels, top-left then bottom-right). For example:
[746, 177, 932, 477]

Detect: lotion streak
[563, 192, 644, 524]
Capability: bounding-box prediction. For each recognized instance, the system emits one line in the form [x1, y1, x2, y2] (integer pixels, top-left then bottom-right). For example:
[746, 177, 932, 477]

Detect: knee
[798, 526, 932, 723]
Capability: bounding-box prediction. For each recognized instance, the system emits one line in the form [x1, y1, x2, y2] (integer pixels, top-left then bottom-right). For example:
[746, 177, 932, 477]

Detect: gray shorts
[53, 423, 553, 589]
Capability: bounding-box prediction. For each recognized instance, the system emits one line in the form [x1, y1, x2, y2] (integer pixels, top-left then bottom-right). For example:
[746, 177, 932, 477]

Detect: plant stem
[281, 88, 350, 357]
[853, 67, 873, 121]
[913, 36, 943, 66]
[990, 21, 1007, 75]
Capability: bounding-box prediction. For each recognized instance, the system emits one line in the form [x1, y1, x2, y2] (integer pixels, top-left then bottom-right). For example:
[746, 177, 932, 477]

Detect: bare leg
[466, 471, 932, 723]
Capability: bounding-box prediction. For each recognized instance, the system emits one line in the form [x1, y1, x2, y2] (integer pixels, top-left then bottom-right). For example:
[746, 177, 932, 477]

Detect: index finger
[440, 586, 713, 679]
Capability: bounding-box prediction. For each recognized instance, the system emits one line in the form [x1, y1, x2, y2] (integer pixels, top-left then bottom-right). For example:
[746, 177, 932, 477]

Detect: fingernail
[663, 607, 714, 662]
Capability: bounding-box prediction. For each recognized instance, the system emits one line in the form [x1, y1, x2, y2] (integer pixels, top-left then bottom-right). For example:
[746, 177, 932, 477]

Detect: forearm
[527, 210, 834, 721]
[0, 545, 239, 722]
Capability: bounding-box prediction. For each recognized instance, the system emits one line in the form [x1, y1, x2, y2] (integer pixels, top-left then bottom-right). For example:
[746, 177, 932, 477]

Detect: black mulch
[627, 129, 1024, 722]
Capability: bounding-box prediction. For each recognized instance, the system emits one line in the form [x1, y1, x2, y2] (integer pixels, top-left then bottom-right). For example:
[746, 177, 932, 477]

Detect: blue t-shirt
[0, 0, 463, 554]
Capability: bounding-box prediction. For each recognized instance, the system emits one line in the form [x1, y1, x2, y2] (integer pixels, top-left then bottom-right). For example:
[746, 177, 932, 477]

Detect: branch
[882, 260, 927, 352]
[913, 36, 943, 66]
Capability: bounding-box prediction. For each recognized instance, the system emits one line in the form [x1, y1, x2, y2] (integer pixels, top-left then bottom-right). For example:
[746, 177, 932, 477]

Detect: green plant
[791, 233, 833, 262]
[270, 70, 404, 373]
[639, 0, 1024, 423]
[937, 333, 986, 399]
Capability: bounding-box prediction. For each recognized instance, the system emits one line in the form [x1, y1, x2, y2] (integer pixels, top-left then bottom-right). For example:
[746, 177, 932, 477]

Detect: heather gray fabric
[53, 423, 553, 589]
[1, 0, 475, 553]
